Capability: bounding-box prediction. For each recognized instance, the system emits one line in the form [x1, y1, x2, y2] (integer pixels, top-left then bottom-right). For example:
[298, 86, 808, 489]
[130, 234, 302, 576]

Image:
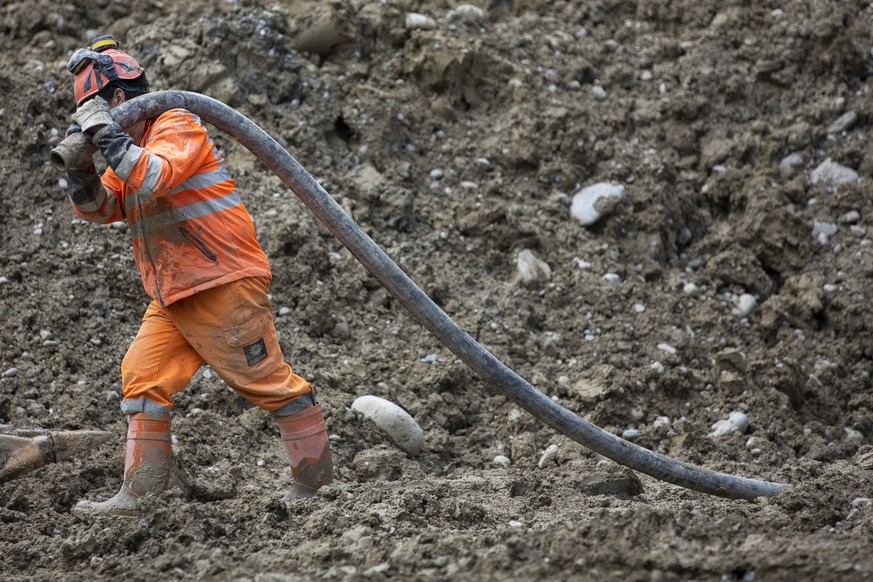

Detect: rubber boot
[276, 404, 333, 501]
[72, 412, 172, 518]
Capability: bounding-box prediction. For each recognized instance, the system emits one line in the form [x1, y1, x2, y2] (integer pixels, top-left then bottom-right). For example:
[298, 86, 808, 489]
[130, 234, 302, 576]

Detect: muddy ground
[2, 0, 873, 580]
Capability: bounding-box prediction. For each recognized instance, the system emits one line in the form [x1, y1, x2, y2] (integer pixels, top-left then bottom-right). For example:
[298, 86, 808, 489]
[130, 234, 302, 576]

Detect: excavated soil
[2, 0, 873, 580]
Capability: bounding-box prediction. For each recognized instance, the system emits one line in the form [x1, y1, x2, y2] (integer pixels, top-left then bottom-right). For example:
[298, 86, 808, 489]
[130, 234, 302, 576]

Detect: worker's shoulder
[153, 108, 207, 130]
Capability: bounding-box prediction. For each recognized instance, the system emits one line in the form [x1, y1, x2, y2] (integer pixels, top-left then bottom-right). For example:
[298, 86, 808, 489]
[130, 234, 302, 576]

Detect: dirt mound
[1, 1, 872, 580]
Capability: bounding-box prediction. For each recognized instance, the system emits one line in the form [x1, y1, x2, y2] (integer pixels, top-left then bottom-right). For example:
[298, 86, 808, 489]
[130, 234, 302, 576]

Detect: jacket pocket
[179, 226, 218, 264]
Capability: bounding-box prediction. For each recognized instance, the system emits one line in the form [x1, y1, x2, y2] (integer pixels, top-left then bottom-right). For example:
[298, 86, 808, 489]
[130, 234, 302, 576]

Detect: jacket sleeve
[66, 166, 126, 224]
[93, 110, 214, 199]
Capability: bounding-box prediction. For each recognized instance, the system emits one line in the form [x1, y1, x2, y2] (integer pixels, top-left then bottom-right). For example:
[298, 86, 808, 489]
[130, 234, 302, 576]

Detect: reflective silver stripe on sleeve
[139, 191, 243, 231]
[115, 144, 145, 181]
[74, 187, 107, 213]
[135, 153, 165, 197]
[167, 167, 233, 196]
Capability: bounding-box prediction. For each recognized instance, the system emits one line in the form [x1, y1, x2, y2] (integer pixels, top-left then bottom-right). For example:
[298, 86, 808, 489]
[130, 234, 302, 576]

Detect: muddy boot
[72, 412, 172, 518]
[276, 404, 333, 501]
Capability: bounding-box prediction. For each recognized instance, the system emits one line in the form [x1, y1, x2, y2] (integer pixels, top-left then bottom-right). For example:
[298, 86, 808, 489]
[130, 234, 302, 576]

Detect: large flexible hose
[51, 91, 788, 499]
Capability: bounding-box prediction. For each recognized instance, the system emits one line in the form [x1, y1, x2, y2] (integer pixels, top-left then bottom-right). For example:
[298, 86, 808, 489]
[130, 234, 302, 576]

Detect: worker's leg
[74, 301, 203, 518]
[121, 300, 205, 413]
[167, 277, 332, 498]
[165, 277, 313, 412]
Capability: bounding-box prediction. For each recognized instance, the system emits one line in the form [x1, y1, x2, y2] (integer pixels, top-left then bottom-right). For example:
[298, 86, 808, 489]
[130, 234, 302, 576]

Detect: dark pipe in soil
[51, 91, 788, 499]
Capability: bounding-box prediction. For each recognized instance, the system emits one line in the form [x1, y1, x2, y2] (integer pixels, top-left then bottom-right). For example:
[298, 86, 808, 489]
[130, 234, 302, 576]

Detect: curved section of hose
[51, 91, 788, 499]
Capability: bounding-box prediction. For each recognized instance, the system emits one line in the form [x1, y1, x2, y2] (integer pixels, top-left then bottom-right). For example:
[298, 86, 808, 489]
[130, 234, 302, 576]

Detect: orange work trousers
[120, 276, 312, 414]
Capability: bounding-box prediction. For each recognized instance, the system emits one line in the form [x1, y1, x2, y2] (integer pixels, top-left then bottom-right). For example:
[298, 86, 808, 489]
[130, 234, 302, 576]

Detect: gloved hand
[65, 123, 82, 137]
[71, 96, 113, 134]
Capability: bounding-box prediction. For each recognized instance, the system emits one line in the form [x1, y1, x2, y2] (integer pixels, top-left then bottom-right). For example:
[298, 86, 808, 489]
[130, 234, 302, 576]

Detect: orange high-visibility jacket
[71, 108, 271, 305]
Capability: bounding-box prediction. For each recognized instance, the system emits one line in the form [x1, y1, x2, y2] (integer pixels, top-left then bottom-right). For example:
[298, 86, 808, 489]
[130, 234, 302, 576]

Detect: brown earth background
[2, 0, 873, 580]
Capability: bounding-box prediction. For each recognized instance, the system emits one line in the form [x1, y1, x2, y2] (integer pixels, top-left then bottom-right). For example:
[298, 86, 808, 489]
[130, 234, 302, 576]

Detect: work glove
[71, 96, 113, 134]
[65, 123, 82, 137]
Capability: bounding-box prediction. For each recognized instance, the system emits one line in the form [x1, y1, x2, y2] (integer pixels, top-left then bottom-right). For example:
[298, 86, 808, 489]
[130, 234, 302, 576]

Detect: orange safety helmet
[68, 35, 146, 106]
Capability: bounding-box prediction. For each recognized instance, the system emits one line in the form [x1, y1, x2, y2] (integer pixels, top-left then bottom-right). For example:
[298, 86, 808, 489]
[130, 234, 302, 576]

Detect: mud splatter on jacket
[69, 108, 271, 305]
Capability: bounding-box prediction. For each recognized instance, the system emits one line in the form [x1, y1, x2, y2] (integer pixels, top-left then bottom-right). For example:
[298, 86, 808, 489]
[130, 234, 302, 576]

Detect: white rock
[493, 455, 511, 468]
[650, 361, 665, 374]
[516, 249, 552, 285]
[460, 180, 478, 190]
[592, 85, 607, 99]
[351, 395, 424, 456]
[570, 183, 625, 226]
[733, 293, 757, 317]
[633, 303, 645, 313]
[2, 368, 17, 378]
[810, 158, 859, 185]
[840, 210, 861, 224]
[622, 428, 642, 440]
[828, 111, 857, 134]
[430, 168, 444, 179]
[278, 306, 291, 316]
[405, 13, 437, 30]
[708, 411, 750, 437]
[653, 416, 671, 432]
[508, 409, 523, 423]
[683, 282, 700, 296]
[58, 177, 68, 190]
[575, 258, 591, 271]
[657, 343, 677, 355]
[448, 4, 484, 20]
[812, 221, 837, 245]
[0, 276, 8, 285]
[603, 273, 621, 285]
[538, 444, 558, 467]
[110, 221, 128, 231]
[780, 153, 803, 168]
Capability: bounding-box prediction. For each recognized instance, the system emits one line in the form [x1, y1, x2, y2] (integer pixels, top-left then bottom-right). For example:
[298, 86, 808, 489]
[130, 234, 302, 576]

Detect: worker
[63, 35, 333, 517]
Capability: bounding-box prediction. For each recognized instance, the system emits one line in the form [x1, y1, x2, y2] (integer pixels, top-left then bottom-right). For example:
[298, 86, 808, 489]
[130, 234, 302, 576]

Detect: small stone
[405, 13, 437, 30]
[110, 221, 128, 232]
[844, 427, 864, 441]
[828, 111, 857, 134]
[430, 168, 444, 179]
[89, 337, 102, 346]
[603, 273, 621, 285]
[460, 180, 478, 190]
[538, 444, 558, 467]
[58, 177, 68, 190]
[709, 411, 750, 437]
[622, 428, 642, 440]
[650, 361, 665, 374]
[2, 368, 17, 378]
[657, 343, 677, 355]
[420, 353, 440, 363]
[278, 306, 291, 316]
[448, 4, 484, 20]
[575, 258, 591, 271]
[508, 409, 523, 423]
[840, 210, 861, 224]
[733, 293, 757, 317]
[39, 329, 52, 340]
[0, 276, 9, 285]
[516, 249, 552, 286]
[810, 158, 859, 185]
[634, 303, 645, 313]
[493, 455, 511, 468]
[570, 182, 625, 226]
[683, 282, 700, 296]
[592, 85, 607, 99]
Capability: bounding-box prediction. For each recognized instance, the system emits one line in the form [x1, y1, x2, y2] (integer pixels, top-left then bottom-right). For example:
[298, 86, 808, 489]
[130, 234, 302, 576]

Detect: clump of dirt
[2, 1, 873, 580]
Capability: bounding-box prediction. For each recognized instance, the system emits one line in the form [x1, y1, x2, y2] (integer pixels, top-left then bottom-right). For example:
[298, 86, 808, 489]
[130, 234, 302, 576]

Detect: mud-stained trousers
[120, 276, 313, 415]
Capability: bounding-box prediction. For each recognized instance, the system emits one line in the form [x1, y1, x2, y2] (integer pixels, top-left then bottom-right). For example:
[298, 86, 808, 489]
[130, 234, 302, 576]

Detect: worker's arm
[91, 111, 213, 198]
[63, 121, 125, 224]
